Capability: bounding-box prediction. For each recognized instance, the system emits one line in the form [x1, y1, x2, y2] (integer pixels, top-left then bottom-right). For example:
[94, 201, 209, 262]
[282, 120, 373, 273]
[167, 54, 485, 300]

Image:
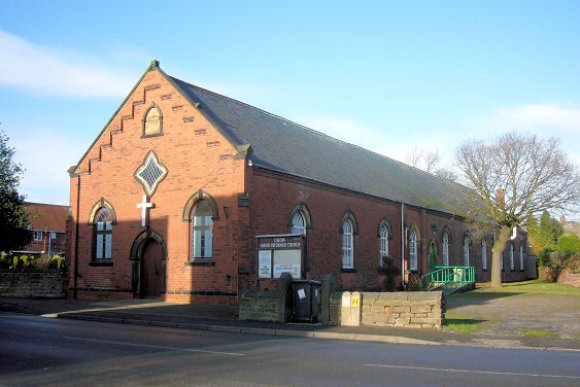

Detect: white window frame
[291, 211, 306, 236]
[342, 219, 354, 269]
[442, 231, 449, 266]
[94, 209, 113, 260]
[379, 223, 389, 266]
[509, 243, 515, 271]
[33, 230, 43, 241]
[519, 242, 525, 271]
[191, 200, 213, 259]
[409, 228, 418, 271]
[463, 235, 470, 266]
[482, 239, 487, 271]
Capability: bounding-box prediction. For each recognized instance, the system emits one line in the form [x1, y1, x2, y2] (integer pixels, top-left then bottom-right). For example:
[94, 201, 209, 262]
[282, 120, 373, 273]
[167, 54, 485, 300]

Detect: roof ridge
[169, 76, 434, 171]
[25, 202, 69, 208]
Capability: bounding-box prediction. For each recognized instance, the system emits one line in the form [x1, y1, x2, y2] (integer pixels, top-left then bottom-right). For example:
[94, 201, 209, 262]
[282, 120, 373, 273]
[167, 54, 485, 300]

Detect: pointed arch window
[191, 200, 213, 259]
[143, 105, 163, 137]
[94, 208, 113, 260]
[409, 227, 418, 271]
[482, 239, 488, 271]
[509, 242, 515, 271]
[291, 211, 306, 236]
[442, 230, 450, 266]
[341, 219, 354, 269]
[379, 223, 389, 259]
[463, 234, 470, 266]
[519, 241, 525, 271]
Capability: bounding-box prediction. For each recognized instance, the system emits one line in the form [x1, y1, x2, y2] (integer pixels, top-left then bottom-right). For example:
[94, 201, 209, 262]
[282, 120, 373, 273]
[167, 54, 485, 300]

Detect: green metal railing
[421, 265, 475, 293]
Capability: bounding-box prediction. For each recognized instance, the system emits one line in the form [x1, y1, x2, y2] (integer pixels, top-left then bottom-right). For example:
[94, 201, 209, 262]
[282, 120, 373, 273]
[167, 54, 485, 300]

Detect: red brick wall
[245, 168, 527, 291]
[68, 68, 247, 303]
[67, 67, 527, 303]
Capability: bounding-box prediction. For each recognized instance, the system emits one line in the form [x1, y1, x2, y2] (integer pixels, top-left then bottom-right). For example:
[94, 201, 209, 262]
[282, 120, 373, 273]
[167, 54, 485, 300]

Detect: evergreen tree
[0, 130, 31, 251]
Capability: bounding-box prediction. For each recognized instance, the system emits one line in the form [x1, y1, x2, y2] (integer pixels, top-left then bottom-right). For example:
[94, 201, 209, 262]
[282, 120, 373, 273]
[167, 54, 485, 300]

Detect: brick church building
[67, 61, 527, 303]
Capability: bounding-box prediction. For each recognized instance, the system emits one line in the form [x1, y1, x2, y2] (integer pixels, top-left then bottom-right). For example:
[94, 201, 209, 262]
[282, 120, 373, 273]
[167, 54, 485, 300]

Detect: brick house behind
[67, 61, 528, 302]
[23, 202, 68, 257]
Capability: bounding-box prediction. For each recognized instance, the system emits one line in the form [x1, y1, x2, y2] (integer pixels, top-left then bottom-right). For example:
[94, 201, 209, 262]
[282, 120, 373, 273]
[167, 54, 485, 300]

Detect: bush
[557, 234, 580, 254]
[377, 256, 400, 291]
[0, 253, 65, 271]
[564, 252, 580, 274]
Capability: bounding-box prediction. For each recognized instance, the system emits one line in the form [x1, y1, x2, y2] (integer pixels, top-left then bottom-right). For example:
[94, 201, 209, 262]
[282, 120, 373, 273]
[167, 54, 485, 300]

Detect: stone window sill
[185, 260, 215, 267]
[89, 261, 113, 267]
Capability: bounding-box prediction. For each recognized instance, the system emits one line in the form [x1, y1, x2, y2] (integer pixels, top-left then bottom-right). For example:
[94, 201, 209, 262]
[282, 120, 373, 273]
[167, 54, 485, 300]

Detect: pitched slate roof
[170, 75, 469, 215]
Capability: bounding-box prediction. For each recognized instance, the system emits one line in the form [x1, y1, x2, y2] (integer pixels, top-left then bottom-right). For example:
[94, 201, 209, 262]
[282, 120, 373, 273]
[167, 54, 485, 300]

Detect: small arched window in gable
[143, 105, 163, 137]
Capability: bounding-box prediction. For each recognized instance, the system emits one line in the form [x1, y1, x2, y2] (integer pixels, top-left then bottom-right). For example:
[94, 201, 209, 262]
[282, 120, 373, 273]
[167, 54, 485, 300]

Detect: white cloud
[467, 103, 580, 164]
[0, 28, 134, 98]
[9, 127, 86, 205]
[298, 115, 454, 166]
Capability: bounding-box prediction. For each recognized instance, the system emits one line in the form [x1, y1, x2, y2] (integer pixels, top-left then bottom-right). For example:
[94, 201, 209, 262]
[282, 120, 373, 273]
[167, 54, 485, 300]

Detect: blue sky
[1, 0, 579, 212]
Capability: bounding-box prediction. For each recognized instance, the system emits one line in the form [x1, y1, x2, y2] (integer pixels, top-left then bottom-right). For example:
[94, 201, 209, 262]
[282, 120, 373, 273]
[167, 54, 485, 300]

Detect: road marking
[64, 336, 245, 356]
[365, 363, 580, 380]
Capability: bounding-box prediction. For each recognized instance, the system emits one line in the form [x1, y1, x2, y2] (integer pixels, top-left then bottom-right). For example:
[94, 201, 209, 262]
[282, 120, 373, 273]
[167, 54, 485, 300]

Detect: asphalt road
[1, 314, 579, 386]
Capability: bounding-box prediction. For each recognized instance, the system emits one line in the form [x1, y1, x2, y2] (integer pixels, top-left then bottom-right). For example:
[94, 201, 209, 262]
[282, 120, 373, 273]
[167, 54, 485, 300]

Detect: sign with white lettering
[257, 234, 304, 279]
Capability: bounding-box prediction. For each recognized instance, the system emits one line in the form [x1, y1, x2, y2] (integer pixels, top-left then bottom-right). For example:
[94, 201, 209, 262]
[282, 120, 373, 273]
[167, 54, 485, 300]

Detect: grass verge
[443, 312, 487, 334]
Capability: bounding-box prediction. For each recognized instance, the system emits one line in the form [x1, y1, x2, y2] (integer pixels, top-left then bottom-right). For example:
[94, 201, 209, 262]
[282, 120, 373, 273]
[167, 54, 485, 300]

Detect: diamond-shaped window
[134, 151, 168, 197]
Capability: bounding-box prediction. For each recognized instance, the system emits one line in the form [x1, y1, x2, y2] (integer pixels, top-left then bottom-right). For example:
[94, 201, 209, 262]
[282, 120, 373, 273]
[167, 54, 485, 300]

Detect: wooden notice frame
[256, 234, 304, 279]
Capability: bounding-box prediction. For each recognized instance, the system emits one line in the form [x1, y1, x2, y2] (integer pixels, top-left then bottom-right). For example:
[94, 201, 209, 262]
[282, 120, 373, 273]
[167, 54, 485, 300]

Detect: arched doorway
[130, 230, 167, 299]
[141, 239, 163, 298]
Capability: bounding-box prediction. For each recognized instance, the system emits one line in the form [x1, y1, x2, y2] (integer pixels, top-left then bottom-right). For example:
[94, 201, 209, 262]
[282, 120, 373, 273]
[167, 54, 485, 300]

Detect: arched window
[442, 230, 450, 266]
[409, 227, 418, 271]
[481, 239, 488, 271]
[379, 222, 389, 265]
[94, 208, 113, 260]
[291, 211, 306, 236]
[341, 219, 354, 269]
[143, 105, 163, 136]
[463, 234, 470, 266]
[509, 242, 515, 271]
[519, 241, 525, 271]
[191, 200, 213, 259]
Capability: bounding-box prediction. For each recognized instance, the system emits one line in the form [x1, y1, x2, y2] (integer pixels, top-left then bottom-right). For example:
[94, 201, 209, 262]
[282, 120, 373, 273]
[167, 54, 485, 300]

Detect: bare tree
[456, 132, 580, 286]
[405, 148, 457, 181]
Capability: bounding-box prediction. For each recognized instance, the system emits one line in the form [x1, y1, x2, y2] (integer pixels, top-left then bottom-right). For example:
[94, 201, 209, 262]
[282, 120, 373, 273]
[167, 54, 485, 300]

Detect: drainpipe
[401, 203, 405, 290]
[73, 175, 81, 299]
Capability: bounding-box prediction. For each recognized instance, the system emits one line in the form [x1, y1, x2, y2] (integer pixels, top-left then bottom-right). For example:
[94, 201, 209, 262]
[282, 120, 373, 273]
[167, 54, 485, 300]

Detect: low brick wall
[360, 291, 445, 329]
[0, 271, 65, 298]
[559, 270, 580, 288]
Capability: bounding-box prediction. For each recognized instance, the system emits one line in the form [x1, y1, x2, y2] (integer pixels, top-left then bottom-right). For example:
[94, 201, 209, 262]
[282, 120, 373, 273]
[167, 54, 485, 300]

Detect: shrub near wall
[0, 253, 67, 298]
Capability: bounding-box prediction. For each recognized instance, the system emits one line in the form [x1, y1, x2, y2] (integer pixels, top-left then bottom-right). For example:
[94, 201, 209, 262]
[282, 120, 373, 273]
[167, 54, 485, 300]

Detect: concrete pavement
[2, 296, 579, 351]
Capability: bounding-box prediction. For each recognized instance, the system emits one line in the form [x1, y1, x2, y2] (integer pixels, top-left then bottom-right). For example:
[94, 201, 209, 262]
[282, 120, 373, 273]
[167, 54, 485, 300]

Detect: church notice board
[257, 234, 304, 279]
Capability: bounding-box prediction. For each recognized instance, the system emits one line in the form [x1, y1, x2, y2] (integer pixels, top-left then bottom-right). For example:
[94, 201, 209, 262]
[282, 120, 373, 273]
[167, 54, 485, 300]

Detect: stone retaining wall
[0, 271, 65, 298]
[239, 273, 292, 322]
[332, 291, 445, 329]
[360, 291, 445, 329]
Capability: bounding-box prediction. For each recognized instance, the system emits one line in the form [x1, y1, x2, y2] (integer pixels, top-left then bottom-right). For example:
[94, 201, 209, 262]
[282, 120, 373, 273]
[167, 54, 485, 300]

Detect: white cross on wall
[137, 195, 154, 227]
